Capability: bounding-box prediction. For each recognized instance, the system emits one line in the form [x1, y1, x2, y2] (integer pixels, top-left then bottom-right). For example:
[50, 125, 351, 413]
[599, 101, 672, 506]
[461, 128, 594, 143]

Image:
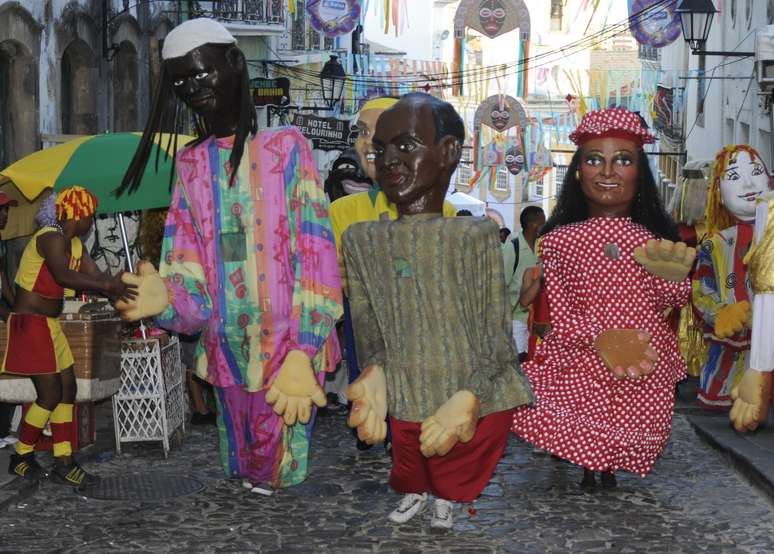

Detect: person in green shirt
[502, 206, 545, 361]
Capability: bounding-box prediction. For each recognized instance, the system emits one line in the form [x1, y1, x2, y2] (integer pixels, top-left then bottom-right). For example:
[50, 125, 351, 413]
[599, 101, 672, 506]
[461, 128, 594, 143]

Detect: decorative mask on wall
[478, 0, 507, 38]
[474, 94, 526, 133]
[454, 0, 531, 40]
[505, 145, 525, 175]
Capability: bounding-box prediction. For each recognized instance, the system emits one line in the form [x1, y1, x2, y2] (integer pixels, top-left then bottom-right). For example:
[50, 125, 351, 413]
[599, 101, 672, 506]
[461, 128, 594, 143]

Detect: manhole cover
[80, 474, 205, 501]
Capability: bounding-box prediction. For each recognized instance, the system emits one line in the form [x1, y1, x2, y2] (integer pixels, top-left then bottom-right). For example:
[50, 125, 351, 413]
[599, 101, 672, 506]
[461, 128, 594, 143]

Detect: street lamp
[320, 55, 347, 109]
[675, 0, 753, 57]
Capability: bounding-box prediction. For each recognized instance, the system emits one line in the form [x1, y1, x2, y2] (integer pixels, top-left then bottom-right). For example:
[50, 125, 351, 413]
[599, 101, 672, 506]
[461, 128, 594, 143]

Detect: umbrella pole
[117, 212, 147, 340]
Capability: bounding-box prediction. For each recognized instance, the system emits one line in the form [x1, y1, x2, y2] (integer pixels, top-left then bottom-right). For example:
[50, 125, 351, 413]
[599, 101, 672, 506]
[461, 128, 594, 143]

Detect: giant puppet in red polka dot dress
[512, 107, 691, 480]
[511, 217, 689, 476]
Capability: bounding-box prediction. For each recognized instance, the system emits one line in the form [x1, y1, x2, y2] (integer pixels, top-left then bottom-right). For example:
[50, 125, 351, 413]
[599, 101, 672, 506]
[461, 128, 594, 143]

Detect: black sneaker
[50, 461, 96, 488]
[8, 452, 45, 481]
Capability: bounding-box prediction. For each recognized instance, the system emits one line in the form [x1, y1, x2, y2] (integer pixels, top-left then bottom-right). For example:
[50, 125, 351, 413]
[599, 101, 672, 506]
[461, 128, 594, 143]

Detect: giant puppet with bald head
[115, 18, 342, 491]
[341, 93, 533, 528]
[328, 97, 457, 422]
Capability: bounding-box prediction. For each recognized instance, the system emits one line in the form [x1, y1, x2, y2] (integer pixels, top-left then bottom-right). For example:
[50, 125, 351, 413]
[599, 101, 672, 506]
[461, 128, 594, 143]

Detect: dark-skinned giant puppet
[115, 19, 343, 491]
[329, 97, 456, 390]
[511, 108, 696, 491]
[342, 93, 533, 529]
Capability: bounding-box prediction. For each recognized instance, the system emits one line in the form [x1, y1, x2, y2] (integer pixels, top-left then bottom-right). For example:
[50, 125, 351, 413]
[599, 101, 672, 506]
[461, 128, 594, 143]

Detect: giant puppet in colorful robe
[115, 18, 342, 490]
[692, 145, 771, 409]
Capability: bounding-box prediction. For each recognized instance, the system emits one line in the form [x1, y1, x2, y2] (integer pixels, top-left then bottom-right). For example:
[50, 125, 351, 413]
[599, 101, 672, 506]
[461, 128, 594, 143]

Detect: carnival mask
[505, 146, 524, 175]
[479, 0, 507, 38]
[490, 107, 511, 132]
[719, 149, 770, 221]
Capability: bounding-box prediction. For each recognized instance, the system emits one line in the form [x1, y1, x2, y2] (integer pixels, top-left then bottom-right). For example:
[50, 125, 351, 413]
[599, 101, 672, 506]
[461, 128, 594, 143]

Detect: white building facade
[656, 1, 774, 192]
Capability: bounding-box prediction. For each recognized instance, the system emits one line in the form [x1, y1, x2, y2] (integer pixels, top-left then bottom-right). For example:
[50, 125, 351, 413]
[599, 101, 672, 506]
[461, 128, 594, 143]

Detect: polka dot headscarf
[569, 107, 655, 147]
[55, 186, 98, 221]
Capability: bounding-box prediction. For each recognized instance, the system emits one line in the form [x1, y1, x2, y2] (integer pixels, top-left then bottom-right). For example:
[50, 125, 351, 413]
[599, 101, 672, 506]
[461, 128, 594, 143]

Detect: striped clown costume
[4, 186, 97, 472]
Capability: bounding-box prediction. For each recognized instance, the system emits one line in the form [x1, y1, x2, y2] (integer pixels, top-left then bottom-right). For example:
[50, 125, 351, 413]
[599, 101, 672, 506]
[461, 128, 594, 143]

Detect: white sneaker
[430, 498, 454, 530]
[388, 492, 428, 523]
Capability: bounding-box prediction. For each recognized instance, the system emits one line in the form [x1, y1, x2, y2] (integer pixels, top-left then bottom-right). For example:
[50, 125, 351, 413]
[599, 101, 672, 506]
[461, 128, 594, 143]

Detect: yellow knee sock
[16, 403, 52, 455]
[51, 403, 74, 458]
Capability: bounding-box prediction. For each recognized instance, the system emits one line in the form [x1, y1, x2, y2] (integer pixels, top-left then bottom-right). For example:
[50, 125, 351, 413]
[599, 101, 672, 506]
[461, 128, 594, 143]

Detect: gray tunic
[343, 213, 534, 422]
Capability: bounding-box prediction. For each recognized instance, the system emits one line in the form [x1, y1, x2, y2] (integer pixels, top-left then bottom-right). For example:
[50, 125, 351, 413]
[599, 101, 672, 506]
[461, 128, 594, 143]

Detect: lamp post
[320, 55, 347, 109]
[676, 0, 754, 57]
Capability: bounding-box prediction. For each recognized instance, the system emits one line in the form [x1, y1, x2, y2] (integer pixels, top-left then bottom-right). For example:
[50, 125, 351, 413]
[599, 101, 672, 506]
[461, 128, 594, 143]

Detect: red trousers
[389, 409, 512, 502]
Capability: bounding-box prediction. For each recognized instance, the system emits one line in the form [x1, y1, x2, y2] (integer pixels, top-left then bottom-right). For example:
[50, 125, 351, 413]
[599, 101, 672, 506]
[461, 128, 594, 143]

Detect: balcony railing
[191, 1, 285, 25]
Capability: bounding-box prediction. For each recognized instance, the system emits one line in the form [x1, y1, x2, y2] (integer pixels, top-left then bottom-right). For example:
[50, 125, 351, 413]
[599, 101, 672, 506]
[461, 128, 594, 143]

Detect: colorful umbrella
[0, 132, 195, 214]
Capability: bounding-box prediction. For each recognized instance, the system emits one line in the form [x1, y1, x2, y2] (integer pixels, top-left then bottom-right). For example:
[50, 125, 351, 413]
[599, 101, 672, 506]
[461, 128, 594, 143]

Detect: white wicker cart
[112, 336, 185, 458]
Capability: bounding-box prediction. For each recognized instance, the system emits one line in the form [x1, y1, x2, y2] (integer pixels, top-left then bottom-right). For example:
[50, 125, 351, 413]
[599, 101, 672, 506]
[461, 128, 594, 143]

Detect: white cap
[161, 18, 236, 60]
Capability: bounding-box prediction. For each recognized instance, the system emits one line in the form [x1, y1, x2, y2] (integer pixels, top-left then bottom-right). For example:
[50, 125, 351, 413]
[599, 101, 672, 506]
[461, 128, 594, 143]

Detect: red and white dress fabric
[512, 217, 690, 476]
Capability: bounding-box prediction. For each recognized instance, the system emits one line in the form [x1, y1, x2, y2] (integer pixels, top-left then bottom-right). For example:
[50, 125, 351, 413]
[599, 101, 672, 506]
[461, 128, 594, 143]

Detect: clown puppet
[343, 93, 533, 529]
[115, 19, 342, 491]
[692, 145, 772, 410]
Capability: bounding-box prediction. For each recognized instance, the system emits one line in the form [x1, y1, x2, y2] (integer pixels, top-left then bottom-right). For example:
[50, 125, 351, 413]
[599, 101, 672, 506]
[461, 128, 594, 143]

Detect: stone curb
[688, 414, 774, 506]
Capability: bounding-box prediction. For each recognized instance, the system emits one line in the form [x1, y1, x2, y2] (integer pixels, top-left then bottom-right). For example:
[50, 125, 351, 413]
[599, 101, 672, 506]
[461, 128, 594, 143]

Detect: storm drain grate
[80, 474, 205, 501]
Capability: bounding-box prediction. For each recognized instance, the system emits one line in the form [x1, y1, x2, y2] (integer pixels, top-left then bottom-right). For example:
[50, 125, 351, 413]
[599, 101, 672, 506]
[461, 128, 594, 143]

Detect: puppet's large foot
[388, 492, 428, 524]
[430, 498, 454, 530]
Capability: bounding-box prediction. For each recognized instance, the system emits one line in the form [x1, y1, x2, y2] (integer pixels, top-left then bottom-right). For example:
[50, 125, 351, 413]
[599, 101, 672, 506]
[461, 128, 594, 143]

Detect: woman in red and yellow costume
[3, 186, 132, 487]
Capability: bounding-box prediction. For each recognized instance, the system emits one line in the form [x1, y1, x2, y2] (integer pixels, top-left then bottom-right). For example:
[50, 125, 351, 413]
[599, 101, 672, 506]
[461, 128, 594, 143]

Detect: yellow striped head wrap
[55, 186, 98, 221]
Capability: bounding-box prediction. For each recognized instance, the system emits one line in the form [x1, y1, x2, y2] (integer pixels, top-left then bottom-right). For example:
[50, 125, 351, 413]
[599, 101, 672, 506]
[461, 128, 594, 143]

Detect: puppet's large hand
[715, 301, 752, 338]
[115, 261, 169, 321]
[265, 350, 326, 426]
[633, 239, 696, 282]
[419, 391, 480, 457]
[594, 329, 659, 380]
[346, 364, 387, 444]
[730, 369, 772, 432]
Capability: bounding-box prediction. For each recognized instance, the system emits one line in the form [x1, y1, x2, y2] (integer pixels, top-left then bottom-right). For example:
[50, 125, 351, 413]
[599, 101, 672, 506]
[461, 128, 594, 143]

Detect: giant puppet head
[373, 93, 464, 215]
[118, 18, 257, 196]
[353, 97, 399, 181]
[706, 145, 772, 232]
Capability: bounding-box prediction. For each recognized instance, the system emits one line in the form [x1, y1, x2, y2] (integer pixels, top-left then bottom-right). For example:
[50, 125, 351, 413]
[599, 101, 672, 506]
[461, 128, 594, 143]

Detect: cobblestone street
[2, 406, 774, 553]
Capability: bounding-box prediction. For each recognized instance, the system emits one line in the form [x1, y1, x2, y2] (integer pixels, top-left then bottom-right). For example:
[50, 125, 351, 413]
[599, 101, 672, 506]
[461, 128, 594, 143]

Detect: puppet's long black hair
[116, 45, 257, 197]
[540, 149, 680, 241]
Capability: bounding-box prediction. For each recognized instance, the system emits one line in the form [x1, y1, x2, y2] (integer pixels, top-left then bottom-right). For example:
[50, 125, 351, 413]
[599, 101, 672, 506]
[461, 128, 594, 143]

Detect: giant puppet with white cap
[115, 18, 343, 491]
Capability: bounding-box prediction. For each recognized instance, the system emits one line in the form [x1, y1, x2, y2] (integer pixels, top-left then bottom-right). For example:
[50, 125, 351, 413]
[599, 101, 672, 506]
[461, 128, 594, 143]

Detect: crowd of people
[1, 17, 771, 534]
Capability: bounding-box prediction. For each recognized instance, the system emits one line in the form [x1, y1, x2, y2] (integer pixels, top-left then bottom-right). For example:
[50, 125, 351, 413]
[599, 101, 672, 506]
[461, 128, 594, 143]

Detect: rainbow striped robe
[156, 127, 342, 487]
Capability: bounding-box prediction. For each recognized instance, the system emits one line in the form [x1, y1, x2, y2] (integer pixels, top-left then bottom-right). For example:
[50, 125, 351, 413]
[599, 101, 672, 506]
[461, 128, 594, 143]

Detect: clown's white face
[719, 150, 770, 221]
